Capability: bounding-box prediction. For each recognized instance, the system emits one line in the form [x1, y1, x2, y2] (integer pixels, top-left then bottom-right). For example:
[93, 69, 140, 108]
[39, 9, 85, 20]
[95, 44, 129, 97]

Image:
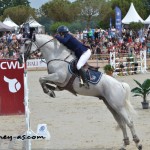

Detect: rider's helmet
[57, 26, 69, 35]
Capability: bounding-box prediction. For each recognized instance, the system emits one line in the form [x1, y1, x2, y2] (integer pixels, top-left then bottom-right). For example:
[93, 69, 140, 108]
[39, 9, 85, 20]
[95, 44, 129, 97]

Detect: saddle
[85, 64, 100, 71]
[57, 59, 103, 96]
[71, 59, 99, 74]
[69, 59, 102, 84]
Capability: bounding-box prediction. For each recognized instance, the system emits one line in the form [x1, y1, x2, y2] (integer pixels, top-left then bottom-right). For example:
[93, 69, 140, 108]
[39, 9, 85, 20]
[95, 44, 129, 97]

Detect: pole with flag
[110, 17, 112, 29]
[115, 6, 122, 35]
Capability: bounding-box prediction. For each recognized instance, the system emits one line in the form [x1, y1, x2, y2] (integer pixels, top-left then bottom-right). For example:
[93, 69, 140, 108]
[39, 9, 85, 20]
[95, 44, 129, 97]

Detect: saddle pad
[68, 59, 103, 84]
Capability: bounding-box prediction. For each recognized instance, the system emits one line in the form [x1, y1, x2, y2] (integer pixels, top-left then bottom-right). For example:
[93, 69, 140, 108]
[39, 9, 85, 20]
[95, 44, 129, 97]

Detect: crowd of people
[75, 27, 150, 58]
[0, 31, 40, 59]
[0, 32, 21, 59]
[0, 26, 150, 60]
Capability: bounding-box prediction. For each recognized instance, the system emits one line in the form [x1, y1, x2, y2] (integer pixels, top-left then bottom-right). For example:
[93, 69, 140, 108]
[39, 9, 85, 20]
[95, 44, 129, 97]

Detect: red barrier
[0, 59, 25, 115]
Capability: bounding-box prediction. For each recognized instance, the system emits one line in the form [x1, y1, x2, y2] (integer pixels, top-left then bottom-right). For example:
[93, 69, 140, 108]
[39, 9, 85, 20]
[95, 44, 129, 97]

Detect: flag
[115, 7, 122, 33]
[110, 17, 112, 29]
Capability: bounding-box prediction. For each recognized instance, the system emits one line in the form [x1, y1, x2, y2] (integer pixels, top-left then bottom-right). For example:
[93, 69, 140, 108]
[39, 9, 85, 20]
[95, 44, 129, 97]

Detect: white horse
[21, 34, 142, 150]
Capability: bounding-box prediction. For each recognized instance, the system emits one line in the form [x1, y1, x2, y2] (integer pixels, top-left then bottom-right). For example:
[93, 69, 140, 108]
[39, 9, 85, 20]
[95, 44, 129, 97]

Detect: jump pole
[23, 54, 50, 150]
[23, 54, 37, 150]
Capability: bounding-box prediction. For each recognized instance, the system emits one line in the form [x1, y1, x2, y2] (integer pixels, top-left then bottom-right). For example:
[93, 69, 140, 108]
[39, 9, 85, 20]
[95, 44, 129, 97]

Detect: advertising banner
[26, 59, 47, 68]
[0, 60, 24, 115]
[115, 6, 122, 33]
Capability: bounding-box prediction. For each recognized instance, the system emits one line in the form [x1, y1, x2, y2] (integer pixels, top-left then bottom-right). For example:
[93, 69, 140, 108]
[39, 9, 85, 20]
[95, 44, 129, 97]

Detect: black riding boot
[79, 67, 89, 89]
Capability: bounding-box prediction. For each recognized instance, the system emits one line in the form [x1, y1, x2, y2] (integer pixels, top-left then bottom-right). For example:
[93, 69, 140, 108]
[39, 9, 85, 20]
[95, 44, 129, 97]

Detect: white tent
[144, 15, 150, 24]
[25, 16, 45, 33]
[122, 3, 144, 24]
[3, 17, 19, 30]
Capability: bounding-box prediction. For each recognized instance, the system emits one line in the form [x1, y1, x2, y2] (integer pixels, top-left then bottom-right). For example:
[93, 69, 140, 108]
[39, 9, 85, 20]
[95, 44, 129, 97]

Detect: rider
[54, 25, 91, 88]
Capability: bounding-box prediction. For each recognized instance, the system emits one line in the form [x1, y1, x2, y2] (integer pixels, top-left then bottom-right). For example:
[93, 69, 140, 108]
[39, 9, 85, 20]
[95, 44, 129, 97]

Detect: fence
[110, 50, 148, 75]
[88, 52, 150, 72]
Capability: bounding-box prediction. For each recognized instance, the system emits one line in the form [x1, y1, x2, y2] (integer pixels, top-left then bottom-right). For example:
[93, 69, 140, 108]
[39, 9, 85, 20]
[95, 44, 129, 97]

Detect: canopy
[0, 22, 14, 32]
[3, 17, 19, 30]
[21, 15, 45, 33]
[144, 15, 150, 24]
[26, 15, 43, 27]
[122, 3, 144, 24]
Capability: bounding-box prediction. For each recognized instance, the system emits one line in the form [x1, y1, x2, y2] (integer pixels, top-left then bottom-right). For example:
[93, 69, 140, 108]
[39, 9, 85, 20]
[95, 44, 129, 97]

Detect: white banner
[26, 59, 47, 68]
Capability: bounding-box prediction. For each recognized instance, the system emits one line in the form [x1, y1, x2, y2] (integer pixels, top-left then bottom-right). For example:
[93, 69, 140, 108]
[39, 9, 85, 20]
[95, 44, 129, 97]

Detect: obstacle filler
[0, 59, 25, 115]
[110, 50, 148, 75]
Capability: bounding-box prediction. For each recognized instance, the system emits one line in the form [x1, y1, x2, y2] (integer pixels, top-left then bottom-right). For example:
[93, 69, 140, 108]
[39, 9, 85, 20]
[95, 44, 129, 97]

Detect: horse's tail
[122, 82, 137, 115]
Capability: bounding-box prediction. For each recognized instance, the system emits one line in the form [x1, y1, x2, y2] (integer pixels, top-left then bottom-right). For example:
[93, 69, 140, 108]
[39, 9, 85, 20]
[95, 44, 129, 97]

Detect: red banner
[0, 59, 25, 115]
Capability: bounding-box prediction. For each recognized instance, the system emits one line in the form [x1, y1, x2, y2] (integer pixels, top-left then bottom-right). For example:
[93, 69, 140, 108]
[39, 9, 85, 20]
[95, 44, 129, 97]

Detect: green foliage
[103, 64, 114, 74]
[50, 22, 70, 34]
[129, 22, 144, 31]
[41, 0, 79, 23]
[68, 20, 86, 33]
[0, 0, 30, 16]
[3, 5, 35, 25]
[76, 0, 105, 27]
[131, 79, 150, 102]
[38, 16, 52, 34]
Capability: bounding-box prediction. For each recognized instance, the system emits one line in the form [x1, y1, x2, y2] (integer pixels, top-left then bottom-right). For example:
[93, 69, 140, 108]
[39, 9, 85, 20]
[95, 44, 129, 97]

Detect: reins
[24, 37, 73, 65]
[30, 38, 54, 56]
[47, 53, 72, 66]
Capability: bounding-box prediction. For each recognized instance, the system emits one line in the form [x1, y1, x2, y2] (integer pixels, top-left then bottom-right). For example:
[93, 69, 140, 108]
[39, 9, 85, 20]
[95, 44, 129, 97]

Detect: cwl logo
[4, 76, 21, 93]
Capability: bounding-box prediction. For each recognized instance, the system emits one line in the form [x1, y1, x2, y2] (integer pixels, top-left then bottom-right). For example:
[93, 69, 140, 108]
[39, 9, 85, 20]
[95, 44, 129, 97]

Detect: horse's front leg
[39, 73, 63, 98]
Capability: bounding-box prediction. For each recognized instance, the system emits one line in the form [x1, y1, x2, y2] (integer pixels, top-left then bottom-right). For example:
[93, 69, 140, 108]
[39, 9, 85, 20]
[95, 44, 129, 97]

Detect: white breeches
[77, 49, 91, 70]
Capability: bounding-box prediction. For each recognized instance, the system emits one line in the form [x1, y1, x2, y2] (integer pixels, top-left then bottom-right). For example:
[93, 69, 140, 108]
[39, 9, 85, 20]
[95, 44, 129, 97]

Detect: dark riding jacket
[55, 33, 88, 59]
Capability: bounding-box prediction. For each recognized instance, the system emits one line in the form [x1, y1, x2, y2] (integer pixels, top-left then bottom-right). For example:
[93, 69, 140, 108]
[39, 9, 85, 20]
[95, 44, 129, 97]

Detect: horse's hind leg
[39, 73, 60, 98]
[103, 100, 129, 150]
[118, 108, 142, 149]
[41, 82, 56, 98]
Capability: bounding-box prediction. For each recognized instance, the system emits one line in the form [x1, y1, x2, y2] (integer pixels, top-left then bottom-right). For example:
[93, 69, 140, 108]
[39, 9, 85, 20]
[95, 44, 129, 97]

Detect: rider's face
[59, 32, 64, 36]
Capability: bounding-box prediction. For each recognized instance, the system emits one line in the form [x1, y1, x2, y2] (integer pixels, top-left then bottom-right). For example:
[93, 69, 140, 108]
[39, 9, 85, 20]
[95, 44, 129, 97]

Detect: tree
[50, 22, 70, 34]
[99, 1, 113, 29]
[129, 22, 144, 31]
[0, 0, 30, 16]
[41, 0, 79, 23]
[76, 0, 105, 27]
[38, 16, 52, 34]
[3, 5, 35, 25]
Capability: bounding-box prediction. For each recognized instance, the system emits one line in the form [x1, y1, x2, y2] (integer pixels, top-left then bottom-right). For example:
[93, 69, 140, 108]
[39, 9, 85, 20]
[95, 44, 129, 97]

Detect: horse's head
[20, 34, 73, 63]
[20, 38, 37, 62]
[20, 34, 54, 61]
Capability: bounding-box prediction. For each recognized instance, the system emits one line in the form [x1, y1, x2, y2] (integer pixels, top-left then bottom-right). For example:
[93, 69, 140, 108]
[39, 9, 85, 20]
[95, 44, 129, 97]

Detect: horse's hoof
[119, 148, 126, 150]
[124, 137, 130, 145]
[48, 91, 56, 98]
[138, 144, 142, 150]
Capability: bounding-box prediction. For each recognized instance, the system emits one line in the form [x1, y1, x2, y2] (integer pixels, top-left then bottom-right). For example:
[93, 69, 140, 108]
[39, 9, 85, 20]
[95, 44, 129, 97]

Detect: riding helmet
[57, 26, 69, 34]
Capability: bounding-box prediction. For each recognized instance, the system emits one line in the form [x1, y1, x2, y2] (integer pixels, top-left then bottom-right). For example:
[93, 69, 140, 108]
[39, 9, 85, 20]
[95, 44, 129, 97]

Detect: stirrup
[79, 78, 89, 89]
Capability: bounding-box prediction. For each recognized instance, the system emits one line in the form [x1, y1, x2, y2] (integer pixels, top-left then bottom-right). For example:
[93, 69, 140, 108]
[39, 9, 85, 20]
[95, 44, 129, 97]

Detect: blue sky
[29, 0, 75, 9]
[29, 0, 49, 8]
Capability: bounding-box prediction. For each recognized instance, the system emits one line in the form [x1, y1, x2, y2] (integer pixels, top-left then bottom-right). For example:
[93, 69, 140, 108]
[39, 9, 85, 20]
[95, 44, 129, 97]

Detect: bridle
[23, 38, 54, 60]
[23, 37, 72, 65]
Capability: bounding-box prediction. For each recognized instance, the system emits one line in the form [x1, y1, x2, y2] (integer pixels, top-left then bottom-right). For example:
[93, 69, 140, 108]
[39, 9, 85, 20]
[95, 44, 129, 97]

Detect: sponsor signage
[27, 59, 47, 68]
[0, 60, 25, 115]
